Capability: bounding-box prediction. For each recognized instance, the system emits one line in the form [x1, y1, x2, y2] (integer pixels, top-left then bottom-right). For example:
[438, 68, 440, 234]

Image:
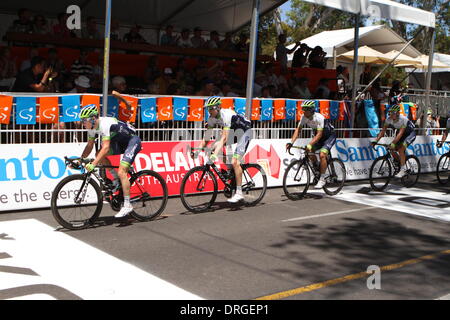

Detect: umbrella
[396, 55, 450, 69]
[383, 50, 419, 65]
[337, 46, 390, 64]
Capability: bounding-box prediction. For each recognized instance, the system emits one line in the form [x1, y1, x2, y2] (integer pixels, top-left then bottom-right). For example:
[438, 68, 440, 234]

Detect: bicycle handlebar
[64, 157, 94, 170]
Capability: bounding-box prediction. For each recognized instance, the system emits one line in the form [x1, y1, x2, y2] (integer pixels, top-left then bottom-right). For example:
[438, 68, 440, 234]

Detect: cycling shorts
[312, 133, 336, 154]
[108, 135, 142, 167]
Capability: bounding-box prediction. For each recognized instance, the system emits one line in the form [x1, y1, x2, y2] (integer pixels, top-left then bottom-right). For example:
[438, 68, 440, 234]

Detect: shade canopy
[383, 50, 419, 65]
[337, 45, 390, 64]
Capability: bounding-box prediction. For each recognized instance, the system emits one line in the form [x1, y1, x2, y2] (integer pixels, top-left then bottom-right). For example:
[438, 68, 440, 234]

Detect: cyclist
[437, 110, 450, 148]
[371, 104, 416, 178]
[197, 96, 252, 203]
[78, 104, 142, 218]
[286, 100, 336, 189]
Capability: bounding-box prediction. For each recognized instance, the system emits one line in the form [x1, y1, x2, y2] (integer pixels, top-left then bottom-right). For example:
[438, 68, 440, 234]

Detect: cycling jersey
[298, 113, 334, 137]
[384, 114, 415, 135]
[207, 109, 251, 132]
[88, 117, 141, 167]
[447, 118, 450, 132]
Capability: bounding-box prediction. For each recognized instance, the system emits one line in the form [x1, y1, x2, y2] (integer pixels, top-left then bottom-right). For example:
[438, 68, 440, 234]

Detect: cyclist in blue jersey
[286, 100, 337, 189]
[78, 104, 142, 218]
[437, 110, 450, 148]
[197, 96, 252, 203]
[371, 104, 416, 178]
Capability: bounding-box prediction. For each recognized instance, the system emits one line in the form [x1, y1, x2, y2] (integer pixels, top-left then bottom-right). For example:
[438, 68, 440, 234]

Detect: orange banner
[380, 103, 387, 122]
[221, 98, 234, 110]
[273, 99, 286, 121]
[157, 97, 173, 121]
[0, 95, 13, 124]
[410, 103, 417, 121]
[251, 99, 260, 121]
[319, 100, 330, 119]
[81, 95, 100, 108]
[296, 100, 304, 121]
[338, 101, 346, 121]
[118, 96, 138, 122]
[188, 98, 204, 121]
[38, 96, 59, 124]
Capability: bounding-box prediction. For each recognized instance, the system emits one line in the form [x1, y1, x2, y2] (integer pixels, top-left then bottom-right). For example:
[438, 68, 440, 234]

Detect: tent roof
[286, 25, 422, 61]
[0, 0, 288, 33]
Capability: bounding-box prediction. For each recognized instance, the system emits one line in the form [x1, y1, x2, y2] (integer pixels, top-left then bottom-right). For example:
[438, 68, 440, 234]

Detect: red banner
[251, 99, 260, 121]
[319, 100, 330, 119]
[188, 99, 204, 121]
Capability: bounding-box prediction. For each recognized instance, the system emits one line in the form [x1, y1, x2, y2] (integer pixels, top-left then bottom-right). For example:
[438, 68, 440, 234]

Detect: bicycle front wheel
[323, 158, 346, 196]
[180, 166, 218, 213]
[129, 170, 168, 221]
[402, 155, 420, 188]
[241, 163, 267, 206]
[437, 153, 450, 185]
[369, 157, 392, 191]
[283, 159, 310, 200]
[51, 174, 103, 230]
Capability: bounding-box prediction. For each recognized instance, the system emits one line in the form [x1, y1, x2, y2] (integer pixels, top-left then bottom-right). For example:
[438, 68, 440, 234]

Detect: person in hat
[69, 75, 90, 93]
[155, 67, 175, 95]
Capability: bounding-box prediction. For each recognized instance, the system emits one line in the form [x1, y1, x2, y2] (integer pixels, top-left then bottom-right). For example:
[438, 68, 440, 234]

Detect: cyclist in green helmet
[371, 104, 416, 178]
[286, 100, 336, 189]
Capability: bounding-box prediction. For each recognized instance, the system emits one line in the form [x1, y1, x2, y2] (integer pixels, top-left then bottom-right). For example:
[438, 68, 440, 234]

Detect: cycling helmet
[79, 104, 99, 119]
[389, 104, 401, 113]
[205, 96, 222, 110]
[301, 100, 316, 111]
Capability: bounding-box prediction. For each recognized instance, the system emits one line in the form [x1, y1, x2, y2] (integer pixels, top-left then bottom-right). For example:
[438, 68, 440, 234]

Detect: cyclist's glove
[209, 154, 218, 162]
[437, 142, 443, 148]
[306, 144, 313, 151]
[286, 142, 293, 152]
[370, 141, 377, 147]
[86, 163, 96, 172]
[389, 143, 396, 150]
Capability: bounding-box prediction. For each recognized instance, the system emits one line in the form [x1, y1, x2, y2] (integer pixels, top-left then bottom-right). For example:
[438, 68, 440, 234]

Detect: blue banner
[260, 100, 273, 121]
[61, 95, 81, 123]
[285, 100, 296, 121]
[106, 96, 119, 118]
[140, 98, 157, 123]
[364, 100, 380, 137]
[173, 97, 188, 121]
[15, 97, 36, 125]
[330, 101, 339, 121]
[234, 98, 246, 116]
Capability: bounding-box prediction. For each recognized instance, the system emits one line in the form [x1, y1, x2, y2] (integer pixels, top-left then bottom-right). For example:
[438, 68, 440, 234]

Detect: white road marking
[281, 206, 378, 222]
[0, 219, 202, 300]
[437, 293, 450, 300]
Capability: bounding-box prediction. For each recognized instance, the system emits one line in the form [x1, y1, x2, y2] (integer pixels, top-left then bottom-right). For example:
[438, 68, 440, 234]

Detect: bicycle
[436, 140, 450, 185]
[51, 157, 168, 230]
[180, 147, 267, 213]
[283, 145, 346, 199]
[369, 143, 421, 191]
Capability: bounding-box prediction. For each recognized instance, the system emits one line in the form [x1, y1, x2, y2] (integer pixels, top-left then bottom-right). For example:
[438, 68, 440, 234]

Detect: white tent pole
[350, 14, 360, 133]
[102, 0, 112, 117]
[245, 0, 260, 120]
[422, 27, 435, 129]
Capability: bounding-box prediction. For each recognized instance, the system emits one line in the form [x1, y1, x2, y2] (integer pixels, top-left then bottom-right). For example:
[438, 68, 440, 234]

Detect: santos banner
[0, 136, 447, 212]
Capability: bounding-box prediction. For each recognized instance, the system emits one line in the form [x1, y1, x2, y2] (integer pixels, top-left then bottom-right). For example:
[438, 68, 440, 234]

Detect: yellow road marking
[255, 249, 450, 300]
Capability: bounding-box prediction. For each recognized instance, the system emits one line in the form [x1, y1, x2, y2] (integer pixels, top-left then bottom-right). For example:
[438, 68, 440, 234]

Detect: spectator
[82, 16, 101, 40]
[177, 28, 192, 48]
[8, 8, 33, 34]
[70, 49, 94, 79]
[46, 48, 66, 92]
[224, 62, 243, 90]
[253, 72, 266, 97]
[91, 53, 104, 92]
[124, 25, 146, 43]
[336, 65, 349, 95]
[308, 46, 327, 69]
[369, 79, 386, 123]
[110, 19, 121, 41]
[425, 109, 440, 135]
[292, 43, 312, 68]
[292, 77, 312, 99]
[205, 30, 220, 49]
[275, 34, 300, 72]
[20, 47, 39, 71]
[360, 64, 372, 85]
[155, 67, 176, 95]
[261, 86, 272, 98]
[144, 55, 160, 85]
[264, 64, 279, 93]
[314, 78, 330, 99]
[111, 76, 127, 93]
[195, 78, 216, 96]
[69, 75, 90, 93]
[167, 83, 181, 95]
[277, 67, 290, 97]
[32, 14, 50, 35]
[235, 33, 249, 53]
[53, 12, 77, 38]
[147, 82, 160, 95]
[12, 56, 52, 92]
[389, 80, 402, 104]
[219, 32, 235, 51]
[217, 81, 239, 97]
[0, 47, 17, 90]
[190, 27, 205, 48]
[160, 25, 177, 46]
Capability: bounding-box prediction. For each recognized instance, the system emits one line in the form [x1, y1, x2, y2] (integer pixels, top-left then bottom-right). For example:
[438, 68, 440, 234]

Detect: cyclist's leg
[396, 131, 415, 167]
[97, 140, 120, 181]
[118, 136, 142, 198]
[233, 129, 252, 187]
[318, 134, 336, 175]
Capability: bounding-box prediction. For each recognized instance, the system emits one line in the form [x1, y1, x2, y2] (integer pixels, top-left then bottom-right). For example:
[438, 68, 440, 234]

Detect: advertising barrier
[1, 136, 448, 212]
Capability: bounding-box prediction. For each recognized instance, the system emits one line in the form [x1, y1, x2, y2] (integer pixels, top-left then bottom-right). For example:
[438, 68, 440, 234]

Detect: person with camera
[276, 34, 300, 72]
[292, 43, 312, 68]
[13, 56, 55, 92]
[308, 46, 327, 69]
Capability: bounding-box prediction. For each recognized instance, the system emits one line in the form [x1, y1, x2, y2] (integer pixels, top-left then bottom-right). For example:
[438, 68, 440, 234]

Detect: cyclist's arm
[289, 126, 302, 144]
[374, 126, 387, 143]
[309, 129, 323, 146]
[92, 139, 111, 166]
[442, 130, 448, 142]
[392, 127, 406, 145]
[213, 128, 229, 156]
[81, 139, 95, 158]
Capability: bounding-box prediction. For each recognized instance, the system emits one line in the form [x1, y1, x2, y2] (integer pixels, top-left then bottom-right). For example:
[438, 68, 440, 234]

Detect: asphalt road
[1, 173, 450, 300]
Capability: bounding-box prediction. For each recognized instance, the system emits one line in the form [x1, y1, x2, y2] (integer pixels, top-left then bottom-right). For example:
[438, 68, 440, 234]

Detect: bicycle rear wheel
[241, 163, 267, 206]
[402, 155, 420, 188]
[437, 153, 450, 185]
[129, 170, 168, 221]
[323, 158, 346, 196]
[369, 157, 392, 191]
[180, 166, 218, 213]
[283, 159, 310, 200]
[51, 174, 103, 230]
